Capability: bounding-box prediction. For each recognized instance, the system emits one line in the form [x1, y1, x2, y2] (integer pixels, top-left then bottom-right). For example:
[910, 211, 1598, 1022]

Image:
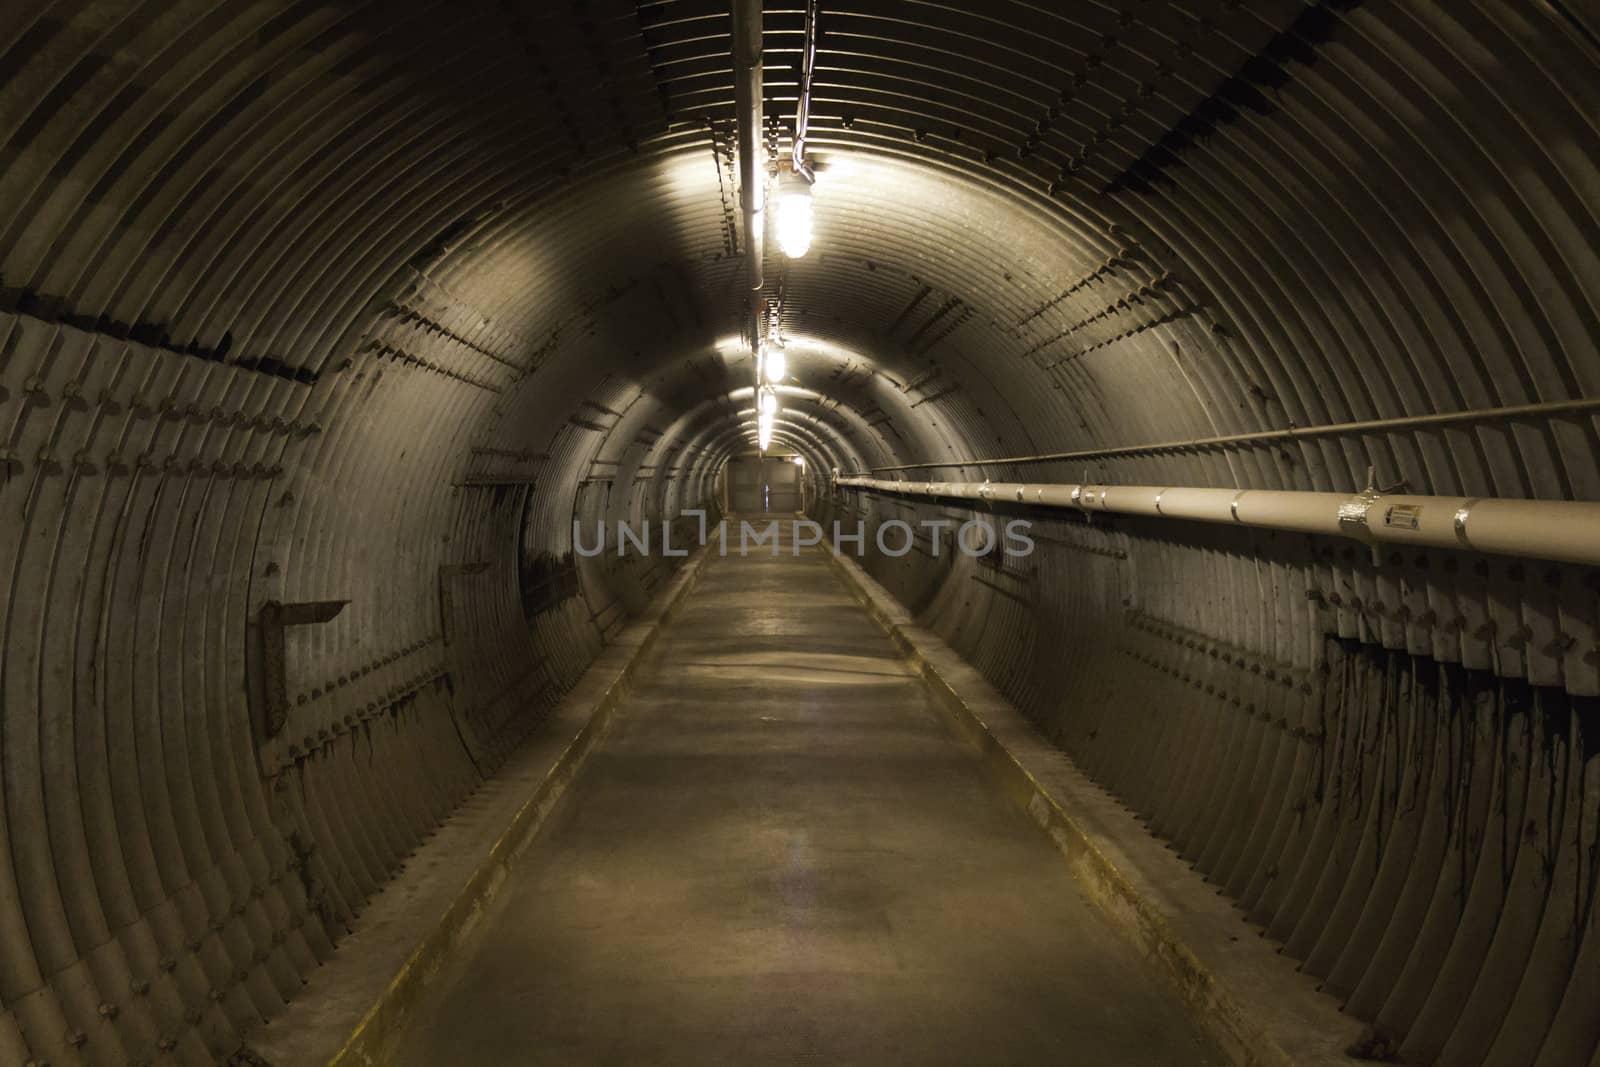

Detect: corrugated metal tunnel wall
[0, 1, 1594, 1064]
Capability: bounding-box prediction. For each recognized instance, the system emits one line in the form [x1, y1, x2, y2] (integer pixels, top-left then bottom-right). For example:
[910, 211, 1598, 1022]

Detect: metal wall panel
[0, 1, 1595, 1063]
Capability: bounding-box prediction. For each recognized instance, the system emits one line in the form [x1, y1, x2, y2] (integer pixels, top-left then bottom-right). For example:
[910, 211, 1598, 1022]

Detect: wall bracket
[260, 599, 349, 737]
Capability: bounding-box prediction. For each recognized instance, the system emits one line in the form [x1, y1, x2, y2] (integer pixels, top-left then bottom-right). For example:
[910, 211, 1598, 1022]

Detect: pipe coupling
[1453, 498, 1480, 547]
[1337, 485, 1383, 542]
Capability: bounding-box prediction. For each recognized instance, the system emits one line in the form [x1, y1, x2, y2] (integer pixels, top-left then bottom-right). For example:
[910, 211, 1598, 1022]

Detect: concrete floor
[397, 530, 1223, 1066]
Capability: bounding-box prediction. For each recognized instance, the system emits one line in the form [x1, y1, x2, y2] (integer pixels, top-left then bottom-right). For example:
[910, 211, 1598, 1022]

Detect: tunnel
[1, 0, 1598, 1064]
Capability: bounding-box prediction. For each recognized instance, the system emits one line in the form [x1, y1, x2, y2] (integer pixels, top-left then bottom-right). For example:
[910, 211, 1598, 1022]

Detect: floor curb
[825, 551, 1363, 1067]
[328, 550, 709, 1067]
[250, 548, 711, 1067]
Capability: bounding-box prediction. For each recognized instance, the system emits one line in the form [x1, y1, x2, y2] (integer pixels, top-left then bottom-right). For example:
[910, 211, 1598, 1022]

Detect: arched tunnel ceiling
[5, 0, 1594, 500]
[1, 2, 1599, 1064]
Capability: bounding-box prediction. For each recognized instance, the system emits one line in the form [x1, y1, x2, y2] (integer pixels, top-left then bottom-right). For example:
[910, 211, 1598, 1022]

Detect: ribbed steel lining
[0, 1, 1595, 1063]
[842, 485, 1599, 1066]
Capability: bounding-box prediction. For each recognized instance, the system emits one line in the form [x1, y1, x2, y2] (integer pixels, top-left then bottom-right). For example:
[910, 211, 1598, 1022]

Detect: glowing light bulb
[763, 345, 786, 383]
[758, 406, 775, 450]
[760, 389, 778, 416]
[776, 171, 814, 258]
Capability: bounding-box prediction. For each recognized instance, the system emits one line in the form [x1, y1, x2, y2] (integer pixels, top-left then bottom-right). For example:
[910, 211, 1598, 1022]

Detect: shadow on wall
[836, 487, 1600, 1066]
[0, 295, 715, 1062]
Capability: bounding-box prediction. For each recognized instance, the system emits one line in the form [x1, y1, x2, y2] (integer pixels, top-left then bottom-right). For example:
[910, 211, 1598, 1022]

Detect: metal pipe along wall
[835, 476, 1600, 567]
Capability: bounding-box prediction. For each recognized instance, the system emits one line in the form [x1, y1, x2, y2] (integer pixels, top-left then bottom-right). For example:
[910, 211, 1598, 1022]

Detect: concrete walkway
[397, 533, 1222, 1065]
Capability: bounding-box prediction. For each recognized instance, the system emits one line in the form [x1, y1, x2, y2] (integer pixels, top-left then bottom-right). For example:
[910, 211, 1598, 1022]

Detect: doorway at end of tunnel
[727, 454, 804, 513]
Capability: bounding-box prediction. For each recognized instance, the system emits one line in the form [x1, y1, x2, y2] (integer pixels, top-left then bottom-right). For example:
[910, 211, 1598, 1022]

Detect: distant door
[726, 456, 802, 513]
[728, 457, 766, 512]
[765, 459, 801, 513]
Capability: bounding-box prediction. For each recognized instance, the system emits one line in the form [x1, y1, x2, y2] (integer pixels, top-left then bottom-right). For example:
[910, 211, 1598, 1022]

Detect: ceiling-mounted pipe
[732, 0, 764, 296]
[834, 475, 1600, 568]
[792, 0, 820, 178]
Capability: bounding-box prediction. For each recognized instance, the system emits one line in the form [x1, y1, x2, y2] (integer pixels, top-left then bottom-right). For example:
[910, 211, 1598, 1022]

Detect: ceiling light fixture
[776, 169, 813, 258]
[778, 0, 820, 259]
[763, 343, 787, 383]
